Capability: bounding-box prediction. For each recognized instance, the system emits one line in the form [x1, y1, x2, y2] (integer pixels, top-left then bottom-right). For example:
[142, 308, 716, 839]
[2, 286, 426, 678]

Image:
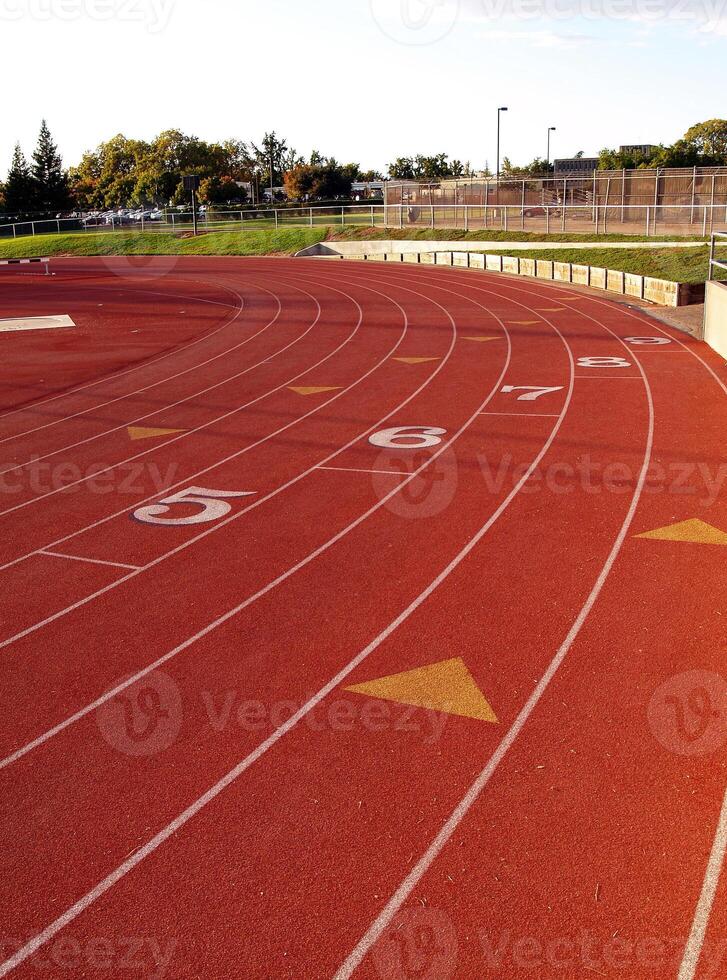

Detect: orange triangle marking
[536, 308, 566, 312]
[636, 519, 727, 546]
[393, 356, 440, 364]
[288, 386, 343, 396]
[507, 320, 541, 325]
[345, 657, 498, 723]
[462, 336, 501, 343]
[127, 426, 186, 441]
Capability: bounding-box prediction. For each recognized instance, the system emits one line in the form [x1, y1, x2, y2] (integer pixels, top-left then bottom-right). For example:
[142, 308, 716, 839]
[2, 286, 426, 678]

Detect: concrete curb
[295, 244, 704, 308]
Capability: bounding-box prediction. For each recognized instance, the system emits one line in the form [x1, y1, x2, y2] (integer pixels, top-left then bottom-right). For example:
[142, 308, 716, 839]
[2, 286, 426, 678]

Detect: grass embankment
[485, 246, 727, 284]
[332, 226, 708, 245]
[0, 227, 327, 260]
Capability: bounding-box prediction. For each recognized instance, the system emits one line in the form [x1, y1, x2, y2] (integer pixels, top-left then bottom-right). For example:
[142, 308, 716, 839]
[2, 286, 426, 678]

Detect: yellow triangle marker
[345, 657, 498, 723]
[393, 356, 440, 365]
[636, 519, 727, 546]
[508, 320, 541, 325]
[462, 336, 501, 343]
[288, 386, 342, 396]
[127, 426, 186, 441]
[536, 308, 565, 312]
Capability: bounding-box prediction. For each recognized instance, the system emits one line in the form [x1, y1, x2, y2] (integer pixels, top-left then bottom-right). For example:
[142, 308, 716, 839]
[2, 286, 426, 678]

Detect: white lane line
[0, 278, 244, 425]
[0, 315, 75, 333]
[334, 299, 654, 980]
[317, 466, 408, 476]
[478, 411, 560, 418]
[0, 278, 323, 476]
[0, 273, 428, 764]
[39, 551, 142, 572]
[678, 785, 727, 980]
[574, 375, 642, 379]
[0, 279, 551, 973]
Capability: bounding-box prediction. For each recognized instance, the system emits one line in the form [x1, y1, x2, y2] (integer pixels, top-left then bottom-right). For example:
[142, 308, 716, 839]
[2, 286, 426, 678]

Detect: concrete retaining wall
[297, 246, 704, 307]
[704, 280, 727, 360]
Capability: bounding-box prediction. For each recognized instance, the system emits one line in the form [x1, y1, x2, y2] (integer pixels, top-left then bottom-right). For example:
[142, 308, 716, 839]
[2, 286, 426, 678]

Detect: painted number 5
[133, 487, 255, 526]
[369, 426, 446, 450]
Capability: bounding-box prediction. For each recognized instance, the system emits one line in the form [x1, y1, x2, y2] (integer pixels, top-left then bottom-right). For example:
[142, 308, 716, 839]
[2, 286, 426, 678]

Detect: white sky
[2, 0, 726, 175]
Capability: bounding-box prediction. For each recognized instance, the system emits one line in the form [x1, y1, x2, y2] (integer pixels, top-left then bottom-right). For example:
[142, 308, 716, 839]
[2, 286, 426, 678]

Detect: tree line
[3, 118, 726, 216]
[0, 126, 384, 216]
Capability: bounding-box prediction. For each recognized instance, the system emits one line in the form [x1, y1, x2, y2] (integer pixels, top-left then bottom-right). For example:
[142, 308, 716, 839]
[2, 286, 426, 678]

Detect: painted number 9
[369, 426, 447, 450]
[578, 356, 632, 369]
[625, 336, 672, 346]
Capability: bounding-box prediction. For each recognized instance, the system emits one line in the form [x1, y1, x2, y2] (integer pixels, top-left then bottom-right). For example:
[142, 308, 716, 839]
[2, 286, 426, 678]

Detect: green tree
[31, 120, 71, 212]
[682, 120, 727, 163]
[4, 144, 35, 213]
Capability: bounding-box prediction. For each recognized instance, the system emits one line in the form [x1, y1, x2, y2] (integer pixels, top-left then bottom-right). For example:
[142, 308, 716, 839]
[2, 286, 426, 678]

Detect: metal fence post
[341, 206, 345, 227]
[702, 206, 708, 237]
[645, 207, 650, 236]
[275, 209, 279, 229]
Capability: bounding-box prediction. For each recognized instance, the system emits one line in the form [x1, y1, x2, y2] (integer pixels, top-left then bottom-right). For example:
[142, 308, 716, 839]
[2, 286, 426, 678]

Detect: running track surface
[1, 256, 726, 980]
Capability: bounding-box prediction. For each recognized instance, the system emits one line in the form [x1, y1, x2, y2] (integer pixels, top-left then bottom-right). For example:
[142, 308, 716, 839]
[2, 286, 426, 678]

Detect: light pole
[547, 126, 556, 171]
[496, 106, 508, 185]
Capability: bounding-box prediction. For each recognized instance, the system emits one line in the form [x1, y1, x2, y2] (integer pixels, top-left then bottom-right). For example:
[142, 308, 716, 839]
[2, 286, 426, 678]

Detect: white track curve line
[0, 281, 330, 516]
[0, 287, 526, 977]
[0, 270, 499, 768]
[0, 279, 279, 449]
[678, 785, 727, 980]
[0, 276, 245, 427]
[0, 271, 395, 578]
[0, 277, 324, 476]
[334, 299, 655, 980]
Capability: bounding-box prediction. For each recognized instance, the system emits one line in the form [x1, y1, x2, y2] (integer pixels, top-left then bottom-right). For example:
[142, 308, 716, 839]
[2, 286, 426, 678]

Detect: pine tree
[3, 144, 35, 214]
[31, 120, 71, 213]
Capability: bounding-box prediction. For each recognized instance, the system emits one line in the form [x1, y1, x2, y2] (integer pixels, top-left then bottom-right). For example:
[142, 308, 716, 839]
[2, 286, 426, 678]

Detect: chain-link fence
[386, 168, 727, 236]
[0, 205, 387, 240]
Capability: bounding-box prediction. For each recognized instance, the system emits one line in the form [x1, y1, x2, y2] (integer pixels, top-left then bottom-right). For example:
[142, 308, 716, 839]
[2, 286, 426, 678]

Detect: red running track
[0, 256, 726, 979]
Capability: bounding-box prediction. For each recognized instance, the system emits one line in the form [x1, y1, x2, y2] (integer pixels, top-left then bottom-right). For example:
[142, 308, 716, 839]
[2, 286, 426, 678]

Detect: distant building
[554, 157, 599, 175]
[619, 144, 658, 156]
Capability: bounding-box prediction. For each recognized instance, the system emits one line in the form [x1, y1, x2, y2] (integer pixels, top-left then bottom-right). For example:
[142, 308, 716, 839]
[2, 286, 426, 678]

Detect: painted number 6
[369, 426, 446, 450]
[133, 487, 255, 526]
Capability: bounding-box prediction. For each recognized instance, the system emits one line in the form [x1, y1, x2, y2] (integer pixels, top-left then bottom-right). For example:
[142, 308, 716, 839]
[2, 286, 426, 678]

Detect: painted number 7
[501, 385, 564, 402]
[133, 487, 255, 526]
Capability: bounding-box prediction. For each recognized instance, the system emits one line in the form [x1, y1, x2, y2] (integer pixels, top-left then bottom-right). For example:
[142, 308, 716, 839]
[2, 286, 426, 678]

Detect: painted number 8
[578, 356, 632, 369]
[369, 426, 446, 450]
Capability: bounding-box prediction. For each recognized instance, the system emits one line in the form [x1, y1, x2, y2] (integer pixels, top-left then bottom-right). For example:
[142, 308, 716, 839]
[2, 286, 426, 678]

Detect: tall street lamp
[547, 126, 556, 171]
[496, 106, 508, 184]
